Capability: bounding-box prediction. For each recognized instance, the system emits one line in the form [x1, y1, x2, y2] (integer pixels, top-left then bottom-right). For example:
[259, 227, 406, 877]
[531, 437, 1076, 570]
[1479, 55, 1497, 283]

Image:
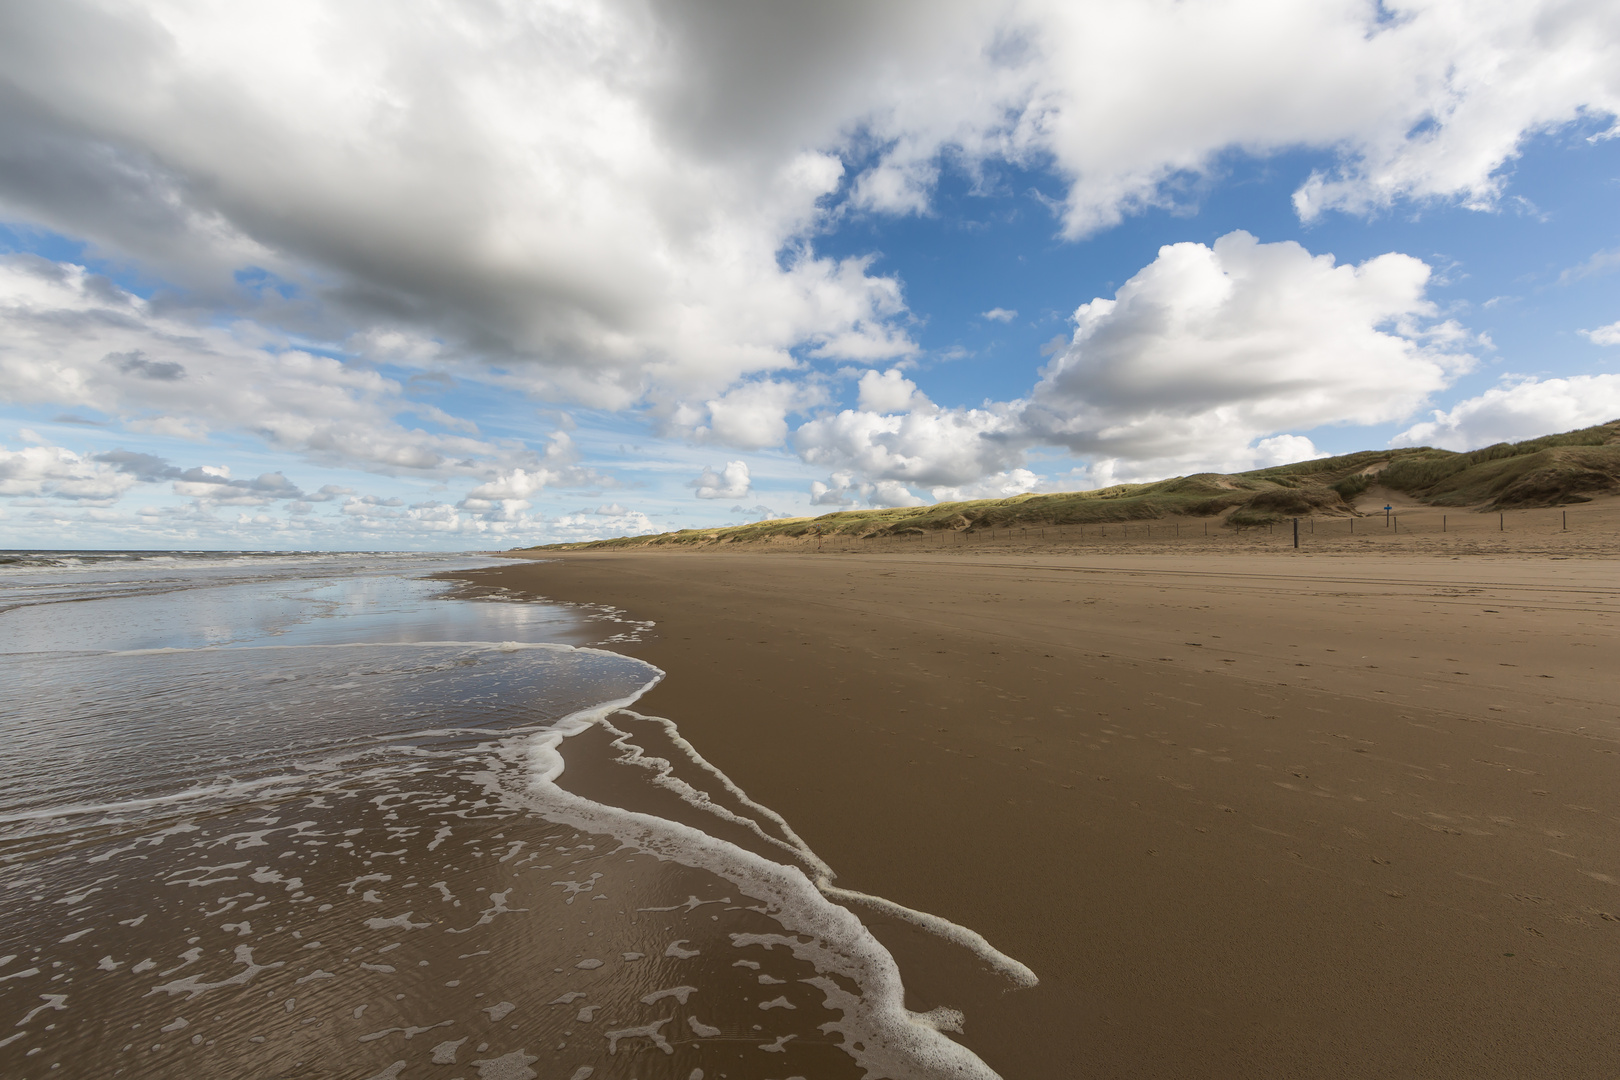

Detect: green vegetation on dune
[522, 420, 1620, 550]
[1375, 424, 1620, 507]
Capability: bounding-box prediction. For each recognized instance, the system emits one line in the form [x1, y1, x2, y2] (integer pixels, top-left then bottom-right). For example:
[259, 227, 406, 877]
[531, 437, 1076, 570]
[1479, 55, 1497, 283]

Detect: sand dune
[526, 420, 1620, 554]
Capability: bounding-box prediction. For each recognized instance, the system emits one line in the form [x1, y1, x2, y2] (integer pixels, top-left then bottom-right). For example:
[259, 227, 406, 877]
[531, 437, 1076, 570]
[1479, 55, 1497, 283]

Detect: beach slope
[462, 549, 1620, 1079]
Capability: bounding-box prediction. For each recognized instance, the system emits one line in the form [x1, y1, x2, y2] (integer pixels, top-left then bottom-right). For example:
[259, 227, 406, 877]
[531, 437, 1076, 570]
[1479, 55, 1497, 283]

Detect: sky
[2, 0, 1619, 550]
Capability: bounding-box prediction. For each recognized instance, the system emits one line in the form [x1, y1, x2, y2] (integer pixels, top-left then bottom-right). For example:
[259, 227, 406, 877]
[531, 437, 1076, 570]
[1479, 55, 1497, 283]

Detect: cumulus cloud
[0, 2, 922, 411]
[458, 432, 603, 512]
[861, 481, 922, 508]
[0, 0, 1609, 417]
[2, 3, 1614, 545]
[1252, 434, 1328, 467]
[795, 402, 1026, 488]
[682, 380, 823, 450]
[928, 469, 1043, 503]
[730, 503, 792, 522]
[1581, 321, 1620, 346]
[549, 506, 657, 542]
[0, 440, 318, 509]
[331, 495, 545, 538]
[93, 449, 181, 483]
[809, 471, 859, 507]
[808, 471, 926, 509]
[1023, 231, 1475, 468]
[170, 467, 305, 506]
[692, 461, 751, 500]
[791, 232, 1470, 494]
[0, 255, 519, 477]
[0, 440, 138, 504]
[1392, 375, 1620, 450]
[457, 468, 552, 516]
[855, 368, 929, 414]
[981, 308, 1018, 322]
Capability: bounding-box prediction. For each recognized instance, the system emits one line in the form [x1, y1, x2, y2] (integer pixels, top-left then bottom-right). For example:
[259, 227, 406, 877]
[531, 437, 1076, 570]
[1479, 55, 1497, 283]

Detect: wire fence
[802, 505, 1612, 553]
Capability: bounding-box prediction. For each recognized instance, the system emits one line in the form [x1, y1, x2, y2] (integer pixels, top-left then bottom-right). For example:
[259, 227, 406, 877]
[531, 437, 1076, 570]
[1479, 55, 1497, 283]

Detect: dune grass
[522, 420, 1620, 550]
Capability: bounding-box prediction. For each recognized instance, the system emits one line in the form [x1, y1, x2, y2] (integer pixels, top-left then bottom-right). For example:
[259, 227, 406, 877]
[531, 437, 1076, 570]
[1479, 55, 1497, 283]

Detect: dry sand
[459, 524, 1620, 1078]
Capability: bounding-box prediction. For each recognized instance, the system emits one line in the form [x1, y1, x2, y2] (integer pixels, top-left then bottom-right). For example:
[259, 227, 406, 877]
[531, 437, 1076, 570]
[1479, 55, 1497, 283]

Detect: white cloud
[549, 507, 657, 542]
[692, 460, 751, 500]
[688, 380, 821, 450]
[1392, 375, 1620, 450]
[171, 468, 305, 506]
[867, 480, 926, 508]
[1023, 231, 1475, 467]
[808, 471, 925, 509]
[793, 232, 1470, 496]
[929, 468, 1042, 503]
[794, 403, 1025, 488]
[821, 0, 1620, 237]
[0, 0, 1608, 418]
[809, 471, 860, 507]
[0, 255, 517, 477]
[1, 2, 1614, 546]
[729, 503, 792, 522]
[855, 368, 929, 414]
[0, 3, 924, 411]
[336, 495, 538, 537]
[0, 441, 137, 504]
[460, 468, 552, 507]
[981, 307, 1018, 323]
[1251, 434, 1326, 468]
[1581, 321, 1620, 346]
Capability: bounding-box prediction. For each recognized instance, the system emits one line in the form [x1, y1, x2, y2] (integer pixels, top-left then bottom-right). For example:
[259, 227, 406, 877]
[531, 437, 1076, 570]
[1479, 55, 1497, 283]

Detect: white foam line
[492, 741, 1006, 1080]
[479, 660, 1039, 1077]
[817, 883, 1038, 988]
[527, 708, 654, 785]
[541, 677, 1037, 990]
[597, 710, 1035, 987]
[596, 717, 824, 874]
[614, 711, 835, 879]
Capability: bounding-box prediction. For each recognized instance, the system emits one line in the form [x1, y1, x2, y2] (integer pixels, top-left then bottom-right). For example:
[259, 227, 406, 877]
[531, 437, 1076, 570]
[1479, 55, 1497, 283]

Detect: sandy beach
[461, 534, 1620, 1078]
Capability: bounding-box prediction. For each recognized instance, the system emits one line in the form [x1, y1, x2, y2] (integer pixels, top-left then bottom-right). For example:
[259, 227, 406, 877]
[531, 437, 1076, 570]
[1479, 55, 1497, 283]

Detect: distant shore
[457, 543, 1620, 1078]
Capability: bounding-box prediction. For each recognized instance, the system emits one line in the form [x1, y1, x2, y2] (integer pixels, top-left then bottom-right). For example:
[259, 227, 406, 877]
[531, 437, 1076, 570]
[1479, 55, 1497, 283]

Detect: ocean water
[0, 551, 1028, 1079]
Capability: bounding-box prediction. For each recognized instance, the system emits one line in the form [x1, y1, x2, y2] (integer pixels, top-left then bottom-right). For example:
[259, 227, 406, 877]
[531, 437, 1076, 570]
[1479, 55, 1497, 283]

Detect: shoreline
[458, 547, 1620, 1078]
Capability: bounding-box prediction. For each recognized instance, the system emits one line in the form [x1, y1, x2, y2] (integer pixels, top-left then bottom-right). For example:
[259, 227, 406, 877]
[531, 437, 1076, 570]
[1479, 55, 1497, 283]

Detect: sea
[0, 550, 1026, 1079]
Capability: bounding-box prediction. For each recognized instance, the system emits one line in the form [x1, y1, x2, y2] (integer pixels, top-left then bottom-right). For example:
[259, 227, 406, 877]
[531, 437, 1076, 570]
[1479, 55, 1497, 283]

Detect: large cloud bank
[1, 0, 1613, 407]
[1394, 375, 1620, 450]
[798, 231, 1479, 495]
[0, 1, 1616, 528]
[1025, 231, 1475, 470]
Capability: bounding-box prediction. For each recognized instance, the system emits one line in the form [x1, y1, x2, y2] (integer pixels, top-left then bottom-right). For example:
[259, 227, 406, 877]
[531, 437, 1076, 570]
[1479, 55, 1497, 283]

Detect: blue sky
[2, 1, 1619, 549]
[825, 127, 1620, 437]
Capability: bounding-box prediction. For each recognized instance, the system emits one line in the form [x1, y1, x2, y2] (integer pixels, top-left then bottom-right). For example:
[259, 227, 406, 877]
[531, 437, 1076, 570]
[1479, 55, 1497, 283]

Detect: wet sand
[462, 537, 1620, 1078]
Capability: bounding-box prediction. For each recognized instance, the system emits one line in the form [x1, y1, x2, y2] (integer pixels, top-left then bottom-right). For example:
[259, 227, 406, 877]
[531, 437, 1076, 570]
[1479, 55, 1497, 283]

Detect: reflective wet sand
[2, 554, 1011, 1079]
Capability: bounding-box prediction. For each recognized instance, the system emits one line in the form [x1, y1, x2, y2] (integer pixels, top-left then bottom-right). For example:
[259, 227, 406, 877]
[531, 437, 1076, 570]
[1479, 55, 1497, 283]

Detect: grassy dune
[522, 419, 1620, 550]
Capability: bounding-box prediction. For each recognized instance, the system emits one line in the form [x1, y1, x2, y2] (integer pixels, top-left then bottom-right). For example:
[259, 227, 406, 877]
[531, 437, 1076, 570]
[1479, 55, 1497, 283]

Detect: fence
[804, 506, 1607, 553]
